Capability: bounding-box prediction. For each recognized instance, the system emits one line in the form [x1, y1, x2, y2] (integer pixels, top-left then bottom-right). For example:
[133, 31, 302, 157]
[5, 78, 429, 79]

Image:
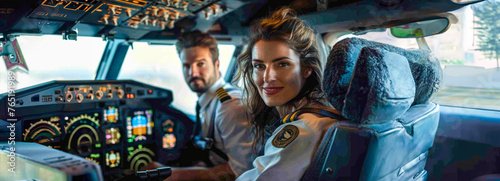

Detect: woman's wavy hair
[234, 7, 329, 152]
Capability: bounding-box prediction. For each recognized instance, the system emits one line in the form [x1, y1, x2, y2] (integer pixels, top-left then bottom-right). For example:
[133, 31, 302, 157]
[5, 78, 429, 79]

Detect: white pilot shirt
[236, 110, 339, 181]
[198, 77, 255, 176]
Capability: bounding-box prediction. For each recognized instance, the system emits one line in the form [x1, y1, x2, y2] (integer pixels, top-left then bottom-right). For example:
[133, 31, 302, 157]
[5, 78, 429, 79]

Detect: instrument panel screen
[104, 106, 119, 123]
[127, 109, 153, 142]
[106, 127, 121, 145]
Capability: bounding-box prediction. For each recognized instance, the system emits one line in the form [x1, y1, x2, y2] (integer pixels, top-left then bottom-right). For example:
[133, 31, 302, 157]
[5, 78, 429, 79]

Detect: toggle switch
[102, 15, 109, 24]
[153, 8, 159, 16]
[163, 11, 170, 20]
[167, 19, 174, 29]
[181, 2, 189, 11]
[159, 21, 166, 29]
[211, 5, 218, 16]
[174, 11, 180, 19]
[109, 6, 116, 15]
[125, 9, 132, 17]
[203, 10, 211, 20]
[141, 15, 150, 25]
[112, 17, 119, 26]
[173, 0, 181, 8]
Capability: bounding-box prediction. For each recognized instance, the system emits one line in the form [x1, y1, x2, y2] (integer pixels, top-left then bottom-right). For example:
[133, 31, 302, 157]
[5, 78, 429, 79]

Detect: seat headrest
[324, 37, 442, 113]
[341, 47, 415, 123]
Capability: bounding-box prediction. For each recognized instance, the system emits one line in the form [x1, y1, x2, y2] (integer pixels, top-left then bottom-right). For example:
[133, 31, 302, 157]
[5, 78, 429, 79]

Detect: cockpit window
[334, 1, 500, 111]
[117, 42, 235, 115]
[0, 35, 105, 94]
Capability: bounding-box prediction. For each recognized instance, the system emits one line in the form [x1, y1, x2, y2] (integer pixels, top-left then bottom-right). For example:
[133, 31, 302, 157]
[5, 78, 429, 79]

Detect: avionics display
[104, 106, 119, 123]
[162, 134, 176, 149]
[22, 116, 62, 148]
[106, 151, 121, 168]
[162, 119, 176, 149]
[106, 128, 121, 145]
[126, 110, 153, 142]
[64, 113, 102, 155]
[126, 144, 155, 171]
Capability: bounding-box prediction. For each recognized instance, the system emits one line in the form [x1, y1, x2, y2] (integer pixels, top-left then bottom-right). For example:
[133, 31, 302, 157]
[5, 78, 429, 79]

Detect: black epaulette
[215, 87, 232, 103]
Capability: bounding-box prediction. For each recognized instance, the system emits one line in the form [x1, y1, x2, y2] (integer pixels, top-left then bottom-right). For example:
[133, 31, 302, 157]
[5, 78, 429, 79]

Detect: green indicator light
[95, 144, 101, 148]
[138, 144, 143, 149]
[128, 139, 133, 143]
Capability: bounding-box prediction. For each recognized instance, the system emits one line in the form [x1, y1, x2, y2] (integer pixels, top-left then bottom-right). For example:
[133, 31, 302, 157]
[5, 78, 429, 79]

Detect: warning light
[83, 88, 88, 93]
[148, 90, 153, 94]
[130, 94, 135, 99]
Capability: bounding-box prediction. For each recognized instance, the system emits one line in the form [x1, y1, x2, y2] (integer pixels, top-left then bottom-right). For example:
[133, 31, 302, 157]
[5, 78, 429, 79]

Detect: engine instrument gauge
[23, 116, 62, 148]
[127, 145, 155, 171]
[64, 113, 102, 155]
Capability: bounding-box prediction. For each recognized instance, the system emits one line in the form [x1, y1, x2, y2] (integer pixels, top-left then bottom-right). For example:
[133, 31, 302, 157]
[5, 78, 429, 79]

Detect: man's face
[180, 46, 219, 93]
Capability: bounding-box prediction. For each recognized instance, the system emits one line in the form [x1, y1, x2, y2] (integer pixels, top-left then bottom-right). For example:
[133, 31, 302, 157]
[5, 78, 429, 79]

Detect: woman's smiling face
[252, 40, 311, 107]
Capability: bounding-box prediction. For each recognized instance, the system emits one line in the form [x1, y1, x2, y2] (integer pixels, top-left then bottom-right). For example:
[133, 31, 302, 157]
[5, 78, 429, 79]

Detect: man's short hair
[175, 30, 219, 64]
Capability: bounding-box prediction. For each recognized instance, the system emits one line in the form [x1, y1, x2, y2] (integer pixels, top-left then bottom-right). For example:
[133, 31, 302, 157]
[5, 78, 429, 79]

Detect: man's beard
[189, 77, 210, 93]
[188, 71, 218, 94]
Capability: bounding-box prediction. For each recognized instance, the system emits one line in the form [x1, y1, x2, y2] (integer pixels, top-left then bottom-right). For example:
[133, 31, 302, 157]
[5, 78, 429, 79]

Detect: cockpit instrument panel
[0, 80, 194, 180]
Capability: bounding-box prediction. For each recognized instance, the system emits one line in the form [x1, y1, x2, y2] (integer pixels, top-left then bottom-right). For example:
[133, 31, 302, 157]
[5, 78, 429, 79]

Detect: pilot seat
[301, 37, 443, 180]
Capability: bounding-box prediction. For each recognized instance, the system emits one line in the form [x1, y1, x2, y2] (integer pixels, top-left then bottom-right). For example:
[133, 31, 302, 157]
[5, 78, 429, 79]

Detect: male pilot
[143, 30, 254, 180]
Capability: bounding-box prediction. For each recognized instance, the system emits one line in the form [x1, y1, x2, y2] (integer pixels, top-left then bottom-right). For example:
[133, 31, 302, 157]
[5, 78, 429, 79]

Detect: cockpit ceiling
[0, 0, 472, 41]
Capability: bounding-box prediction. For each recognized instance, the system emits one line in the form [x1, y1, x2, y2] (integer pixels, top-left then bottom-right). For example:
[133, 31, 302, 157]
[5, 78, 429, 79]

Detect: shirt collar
[198, 77, 226, 109]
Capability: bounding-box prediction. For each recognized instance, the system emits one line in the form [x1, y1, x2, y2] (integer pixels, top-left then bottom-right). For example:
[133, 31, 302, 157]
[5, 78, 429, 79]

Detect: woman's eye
[278, 62, 290, 67]
[253, 64, 264, 69]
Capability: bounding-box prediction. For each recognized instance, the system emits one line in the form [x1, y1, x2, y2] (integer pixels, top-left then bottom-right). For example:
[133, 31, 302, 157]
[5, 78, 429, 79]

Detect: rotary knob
[95, 90, 104, 99]
[86, 94, 94, 100]
[117, 89, 124, 98]
[66, 93, 73, 102]
[76, 93, 84, 103]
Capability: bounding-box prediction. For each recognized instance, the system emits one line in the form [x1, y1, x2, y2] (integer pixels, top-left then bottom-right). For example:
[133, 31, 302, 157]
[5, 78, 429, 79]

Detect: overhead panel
[26, 0, 224, 32]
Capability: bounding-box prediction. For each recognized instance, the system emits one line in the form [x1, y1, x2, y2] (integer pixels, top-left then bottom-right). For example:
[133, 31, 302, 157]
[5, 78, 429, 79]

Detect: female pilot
[234, 7, 343, 180]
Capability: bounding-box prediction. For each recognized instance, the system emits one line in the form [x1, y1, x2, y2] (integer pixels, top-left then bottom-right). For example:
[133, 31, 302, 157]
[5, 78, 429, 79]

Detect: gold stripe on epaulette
[216, 87, 231, 103]
[282, 113, 291, 124]
[290, 111, 301, 122]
